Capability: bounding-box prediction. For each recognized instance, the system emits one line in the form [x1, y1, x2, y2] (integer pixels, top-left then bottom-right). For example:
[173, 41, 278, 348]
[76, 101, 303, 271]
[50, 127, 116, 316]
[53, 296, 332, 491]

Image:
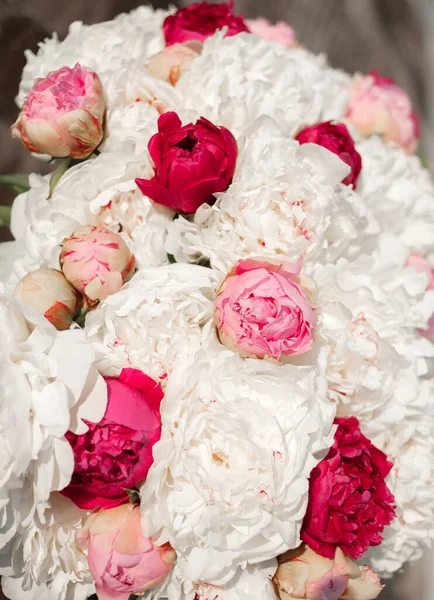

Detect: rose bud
[407, 255, 434, 338]
[346, 71, 420, 153]
[214, 258, 315, 361]
[163, 1, 250, 46]
[13, 268, 81, 331]
[136, 111, 237, 214]
[12, 63, 105, 159]
[146, 41, 202, 86]
[246, 18, 298, 48]
[77, 504, 176, 600]
[273, 544, 384, 600]
[60, 225, 136, 306]
[296, 122, 362, 189]
[61, 368, 162, 510]
[301, 417, 396, 560]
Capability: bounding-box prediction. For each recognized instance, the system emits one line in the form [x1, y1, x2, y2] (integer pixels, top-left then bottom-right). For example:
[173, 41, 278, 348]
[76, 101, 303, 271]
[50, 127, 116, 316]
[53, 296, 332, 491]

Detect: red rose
[296, 122, 362, 189]
[163, 2, 250, 46]
[61, 368, 162, 510]
[136, 111, 237, 214]
[301, 417, 396, 560]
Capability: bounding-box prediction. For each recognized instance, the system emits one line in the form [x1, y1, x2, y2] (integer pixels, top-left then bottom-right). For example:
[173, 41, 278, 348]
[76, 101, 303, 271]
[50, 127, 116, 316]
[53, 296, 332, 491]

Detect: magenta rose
[301, 417, 396, 560]
[163, 2, 250, 46]
[61, 368, 162, 510]
[296, 122, 362, 189]
[214, 258, 315, 361]
[136, 111, 237, 214]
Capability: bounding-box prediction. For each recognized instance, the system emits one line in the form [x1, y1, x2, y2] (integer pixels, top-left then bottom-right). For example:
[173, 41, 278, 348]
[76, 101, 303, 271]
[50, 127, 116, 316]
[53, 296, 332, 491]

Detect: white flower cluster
[1, 4, 433, 600]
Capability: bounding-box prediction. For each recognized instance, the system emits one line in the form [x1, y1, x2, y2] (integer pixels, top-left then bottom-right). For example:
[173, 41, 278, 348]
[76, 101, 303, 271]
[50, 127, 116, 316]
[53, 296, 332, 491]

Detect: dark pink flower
[136, 111, 237, 214]
[61, 368, 162, 510]
[296, 122, 362, 189]
[163, 2, 250, 46]
[301, 417, 396, 560]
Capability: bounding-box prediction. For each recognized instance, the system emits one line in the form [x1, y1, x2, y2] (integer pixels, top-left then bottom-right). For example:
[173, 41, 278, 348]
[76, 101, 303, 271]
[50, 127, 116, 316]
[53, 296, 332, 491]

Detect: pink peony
[136, 111, 237, 214]
[407, 255, 434, 338]
[301, 417, 396, 561]
[214, 258, 315, 361]
[61, 368, 162, 510]
[163, 2, 250, 46]
[246, 18, 298, 47]
[13, 268, 81, 331]
[346, 71, 420, 153]
[77, 504, 176, 600]
[296, 122, 362, 189]
[273, 544, 384, 600]
[146, 41, 202, 86]
[12, 63, 105, 159]
[60, 225, 136, 306]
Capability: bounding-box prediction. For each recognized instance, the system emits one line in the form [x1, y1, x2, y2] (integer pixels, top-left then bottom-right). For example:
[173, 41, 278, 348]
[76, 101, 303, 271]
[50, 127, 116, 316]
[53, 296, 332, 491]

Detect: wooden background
[0, 1, 432, 598]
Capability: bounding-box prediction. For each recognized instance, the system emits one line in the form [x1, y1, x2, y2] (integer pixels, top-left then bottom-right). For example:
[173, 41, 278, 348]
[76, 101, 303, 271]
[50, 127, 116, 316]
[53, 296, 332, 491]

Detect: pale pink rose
[407, 255, 434, 338]
[12, 63, 105, 159]
[60, 225, 136, 305]
[346, 71, 419, 153]
[146, 41, 202, 86]
[214, 258, 315, 361]
[77, 504, 176, 600]
[273, 544, 384, 600]
[246, 18, 298, 47]
[13, 268, 81, 330]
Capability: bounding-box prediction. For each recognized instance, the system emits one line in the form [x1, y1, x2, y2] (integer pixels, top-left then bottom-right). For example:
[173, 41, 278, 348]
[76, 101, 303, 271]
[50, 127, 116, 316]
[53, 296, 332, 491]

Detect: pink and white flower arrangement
[0, 3, 433, 600]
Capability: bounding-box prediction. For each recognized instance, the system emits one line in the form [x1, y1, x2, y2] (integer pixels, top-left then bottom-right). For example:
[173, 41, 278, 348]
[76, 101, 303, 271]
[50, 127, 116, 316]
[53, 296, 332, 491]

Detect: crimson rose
[136, 111, 237, 214]
[61, 368, 162, 510]
[163, 2, 250, 46]
[296, 121, 362, 189]
[301, 417, 396, 560]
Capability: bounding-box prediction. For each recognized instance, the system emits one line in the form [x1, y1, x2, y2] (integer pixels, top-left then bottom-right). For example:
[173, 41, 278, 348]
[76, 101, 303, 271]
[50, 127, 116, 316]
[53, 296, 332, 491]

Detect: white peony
[84, 263, 220, 382]
[140, 338, 335, 585]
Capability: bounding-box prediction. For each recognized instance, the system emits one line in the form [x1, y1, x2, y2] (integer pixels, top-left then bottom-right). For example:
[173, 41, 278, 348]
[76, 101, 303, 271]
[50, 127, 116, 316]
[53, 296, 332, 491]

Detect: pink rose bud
[12, 63, 106, 159]
[246, 18, 298, 48]
[296, 122, 362, 189]
[273, 544, 384, 600]
[346, 71, 420, 153]
[61, 368, 162, 510]
[136, 111, 237, 214]
[60, 225, 136, 305]
[214, 258, 315, 361]
[163, 1, 250, 46]
[407, 255, 434, 338]
[146, 41, 202, 86]
[77, 504, 176, 600]
[13, 268, 81, 331]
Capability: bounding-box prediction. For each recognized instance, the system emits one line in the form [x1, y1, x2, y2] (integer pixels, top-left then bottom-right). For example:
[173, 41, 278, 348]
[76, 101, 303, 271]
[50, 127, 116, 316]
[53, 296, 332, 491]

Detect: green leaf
[420, 156, 433, 170]
[0, 205, 12, 228]
[0, 173, 30, 194]
[48, 158, 72, 198]
[167, 253, 177, 264]
[124, 487, 140, 504]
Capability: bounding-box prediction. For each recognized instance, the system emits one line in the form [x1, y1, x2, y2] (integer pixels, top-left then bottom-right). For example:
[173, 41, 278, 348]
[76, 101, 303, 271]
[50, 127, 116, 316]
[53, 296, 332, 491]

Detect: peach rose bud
[60, 225, 136, 305]
[77, 504, 176, 600]
[145, 41, 202, 86]
[273, 544, 383, 600]
[13, 268, 81, 331]
[12, 63, 105, 159]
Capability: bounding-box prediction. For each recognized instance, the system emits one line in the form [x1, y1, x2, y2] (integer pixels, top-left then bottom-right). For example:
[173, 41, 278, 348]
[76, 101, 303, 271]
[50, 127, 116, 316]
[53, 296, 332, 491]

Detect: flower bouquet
[0, 3, 433, 600]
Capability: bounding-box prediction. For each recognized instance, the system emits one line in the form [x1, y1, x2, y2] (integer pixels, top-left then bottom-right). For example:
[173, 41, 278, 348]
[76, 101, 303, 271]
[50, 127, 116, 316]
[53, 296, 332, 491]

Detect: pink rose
[346, 71, 420, 153]
[60, 225, 136, 306]
[301, 417, 396, 561]
[13, 268, 81, 330]
[136, 111, 237, 214]
[12, 63, 105, 159]
[146, 41, 202, 86]
[296, 122, 362, 189]
[61, 368, 162, 510]
[273, 544, 384, 600]
[78, 504, 176, 600]
[214, 258, 315, 360]
[246, 18, 298, 47]
[407, 255, 434, 338]
[163, 2, 250, 46]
